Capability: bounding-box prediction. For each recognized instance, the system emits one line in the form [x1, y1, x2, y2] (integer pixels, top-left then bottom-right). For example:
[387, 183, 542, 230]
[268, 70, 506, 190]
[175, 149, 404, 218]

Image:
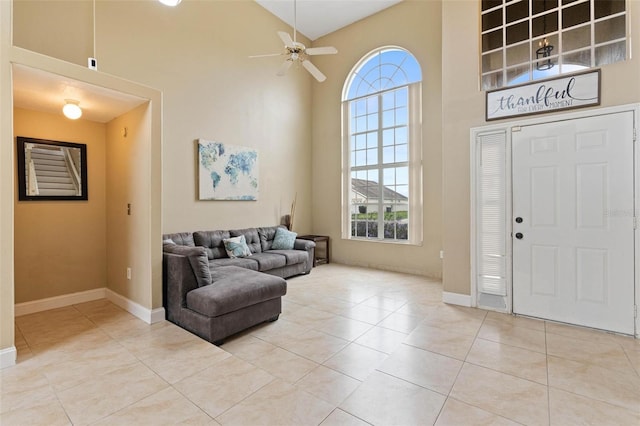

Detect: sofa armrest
[163, 253, 200, 323]
[294, 239, 315, 273]
[294, 239, 316, 251]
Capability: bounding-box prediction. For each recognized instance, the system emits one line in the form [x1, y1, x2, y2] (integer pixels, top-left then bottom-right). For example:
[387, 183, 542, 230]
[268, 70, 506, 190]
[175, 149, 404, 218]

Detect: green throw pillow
[223, 235, 252, 258]
[271, 227, 297, 250]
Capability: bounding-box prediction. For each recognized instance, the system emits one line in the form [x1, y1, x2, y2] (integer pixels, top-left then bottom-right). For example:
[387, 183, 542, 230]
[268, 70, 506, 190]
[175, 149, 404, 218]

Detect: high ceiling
[12, 1, 403, 122]
[255, 0, 403, 41]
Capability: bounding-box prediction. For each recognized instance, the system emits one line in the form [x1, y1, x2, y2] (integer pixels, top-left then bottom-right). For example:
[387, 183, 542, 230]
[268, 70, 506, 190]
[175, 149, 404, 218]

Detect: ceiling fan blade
[249, 53, 283, 58]
[302, 60, 326, 82]
[277, 60, 293, 76]
[277, 31, 295, 48]
[305, 46, 338, 56]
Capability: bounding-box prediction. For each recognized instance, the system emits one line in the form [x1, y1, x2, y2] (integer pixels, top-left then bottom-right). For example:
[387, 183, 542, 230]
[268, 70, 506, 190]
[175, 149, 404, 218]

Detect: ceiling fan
[250, 0, 338, 82]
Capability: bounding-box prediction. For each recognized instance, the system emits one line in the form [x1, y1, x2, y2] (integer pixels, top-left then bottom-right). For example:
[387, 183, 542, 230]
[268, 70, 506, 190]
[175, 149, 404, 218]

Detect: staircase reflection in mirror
[17, 137, 88, 201]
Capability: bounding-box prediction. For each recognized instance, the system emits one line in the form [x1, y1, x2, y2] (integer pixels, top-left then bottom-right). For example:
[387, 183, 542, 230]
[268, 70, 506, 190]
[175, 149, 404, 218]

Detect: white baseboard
[0, 346, 17, 369]
[336, 260, 441, 279]
[13, 287, 165, 325]
[14, 288, 106, 317]
[105, 289, 165, 324]
[443, 291, 472, 307]
[150, 307, 166, 324]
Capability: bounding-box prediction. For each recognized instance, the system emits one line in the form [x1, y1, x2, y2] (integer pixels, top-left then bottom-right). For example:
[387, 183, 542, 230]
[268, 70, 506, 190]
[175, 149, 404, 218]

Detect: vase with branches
[282, 194, 297, 230]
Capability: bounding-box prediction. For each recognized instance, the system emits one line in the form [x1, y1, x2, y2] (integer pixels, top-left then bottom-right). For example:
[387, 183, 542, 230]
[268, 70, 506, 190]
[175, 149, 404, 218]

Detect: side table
[297, 235, 330, 267]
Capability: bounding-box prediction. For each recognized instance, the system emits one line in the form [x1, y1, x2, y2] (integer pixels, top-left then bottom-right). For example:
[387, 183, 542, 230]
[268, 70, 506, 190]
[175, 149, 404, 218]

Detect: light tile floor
[2, 263, 639, 425]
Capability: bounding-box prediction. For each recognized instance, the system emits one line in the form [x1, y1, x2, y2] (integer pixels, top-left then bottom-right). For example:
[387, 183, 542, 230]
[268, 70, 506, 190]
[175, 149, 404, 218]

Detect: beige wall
[13, 0, 93, 67]
[441, 0, 484, 296]
[106, 103, 154, 307]
[1, 0, 14, 353]
[93, 0, 313, 235]
[13, 108, 107, 303]
[441, 0, 640, 296]
[310, 1, 443, 277]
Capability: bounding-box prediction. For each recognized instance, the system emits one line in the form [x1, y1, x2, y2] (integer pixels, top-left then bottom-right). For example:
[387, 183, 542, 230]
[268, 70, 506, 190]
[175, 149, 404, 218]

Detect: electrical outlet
[127, 267, 131, 280]
[439, 250, 444, 259]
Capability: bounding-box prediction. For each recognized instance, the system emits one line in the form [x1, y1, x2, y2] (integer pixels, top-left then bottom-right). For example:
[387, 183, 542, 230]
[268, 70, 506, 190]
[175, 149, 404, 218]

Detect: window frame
[480, 0, 628, 90]
[341, 47, 423, 245]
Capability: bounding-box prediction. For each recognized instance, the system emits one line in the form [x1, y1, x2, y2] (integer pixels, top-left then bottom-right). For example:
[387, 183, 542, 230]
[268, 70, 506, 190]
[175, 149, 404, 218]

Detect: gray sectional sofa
[162, 225, 315, 344]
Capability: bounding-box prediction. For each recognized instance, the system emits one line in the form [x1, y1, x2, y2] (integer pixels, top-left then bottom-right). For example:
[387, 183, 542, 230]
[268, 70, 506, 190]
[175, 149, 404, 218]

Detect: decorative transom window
[341, 47, 423, 244]
[481, 0, 627, 90]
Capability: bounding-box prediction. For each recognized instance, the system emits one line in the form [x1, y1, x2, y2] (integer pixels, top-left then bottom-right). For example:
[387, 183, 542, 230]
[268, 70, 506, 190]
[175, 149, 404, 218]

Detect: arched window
[342, 47, 422, 244]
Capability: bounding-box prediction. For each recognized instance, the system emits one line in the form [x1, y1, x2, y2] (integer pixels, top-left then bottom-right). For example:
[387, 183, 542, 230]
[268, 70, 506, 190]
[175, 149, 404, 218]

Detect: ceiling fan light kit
[250, 0, 338, 82]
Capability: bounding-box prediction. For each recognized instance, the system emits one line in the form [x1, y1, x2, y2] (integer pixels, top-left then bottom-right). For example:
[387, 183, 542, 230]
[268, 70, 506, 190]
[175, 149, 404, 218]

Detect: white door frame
[470, 103, 640, 337]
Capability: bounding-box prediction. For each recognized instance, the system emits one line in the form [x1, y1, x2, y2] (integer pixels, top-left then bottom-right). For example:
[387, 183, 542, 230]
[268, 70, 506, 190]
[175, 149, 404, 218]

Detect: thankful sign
[486, 69, 600, 121]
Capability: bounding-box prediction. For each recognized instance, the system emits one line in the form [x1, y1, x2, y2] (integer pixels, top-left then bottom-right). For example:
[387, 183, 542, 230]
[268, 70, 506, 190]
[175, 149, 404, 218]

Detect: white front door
[512, 112, 635, 334]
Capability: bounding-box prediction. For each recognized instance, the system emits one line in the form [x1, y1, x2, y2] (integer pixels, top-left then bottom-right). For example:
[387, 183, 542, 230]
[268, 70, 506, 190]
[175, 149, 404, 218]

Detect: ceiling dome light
[62, 100, 82, 120]
[158, 0, 182, 6]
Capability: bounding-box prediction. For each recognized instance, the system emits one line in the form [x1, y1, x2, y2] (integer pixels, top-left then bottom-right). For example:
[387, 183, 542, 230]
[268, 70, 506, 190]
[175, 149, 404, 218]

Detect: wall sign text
[486, 69, 601, 121]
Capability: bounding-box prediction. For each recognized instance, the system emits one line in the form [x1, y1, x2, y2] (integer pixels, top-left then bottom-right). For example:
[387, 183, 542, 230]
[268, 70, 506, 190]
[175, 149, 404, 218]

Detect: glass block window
[481, 0, 627, 90]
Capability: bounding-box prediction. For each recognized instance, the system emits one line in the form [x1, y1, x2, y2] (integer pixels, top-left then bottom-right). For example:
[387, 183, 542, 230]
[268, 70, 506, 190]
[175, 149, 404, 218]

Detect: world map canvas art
[198, 140, 259, 201]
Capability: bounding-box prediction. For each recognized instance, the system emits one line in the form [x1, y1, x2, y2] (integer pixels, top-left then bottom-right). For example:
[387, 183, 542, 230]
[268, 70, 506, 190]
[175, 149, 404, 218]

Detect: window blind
[476, 131, 508, 297]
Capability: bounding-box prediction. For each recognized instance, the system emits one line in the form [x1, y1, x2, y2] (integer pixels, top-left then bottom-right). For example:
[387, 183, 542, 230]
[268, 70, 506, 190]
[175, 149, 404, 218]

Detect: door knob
[515, 217, 523, 223]
[515, 232, 523, 239]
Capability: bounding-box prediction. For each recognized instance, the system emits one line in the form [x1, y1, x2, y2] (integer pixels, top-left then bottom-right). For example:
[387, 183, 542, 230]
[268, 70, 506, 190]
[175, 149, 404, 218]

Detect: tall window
[481, 0, 627, 90]
[342, 47, 422, 244]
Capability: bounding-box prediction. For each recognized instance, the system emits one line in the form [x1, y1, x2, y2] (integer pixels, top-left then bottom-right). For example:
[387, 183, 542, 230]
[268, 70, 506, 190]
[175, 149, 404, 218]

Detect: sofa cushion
[163, 243, 211, 287]
[257, 226, 282, 251]
[223, 235, 252, 258]
[271, 227, 297, 250]
[194, 230, 230, 259]
[186, 267, 286, 317]
[229, 228, 262, 254]
[267, 249, 308, 266]
[163, 232, 195, 247]
[209, 265, 257, 281]
[209, 257, 259, 271]
[250, 252, 287, 271]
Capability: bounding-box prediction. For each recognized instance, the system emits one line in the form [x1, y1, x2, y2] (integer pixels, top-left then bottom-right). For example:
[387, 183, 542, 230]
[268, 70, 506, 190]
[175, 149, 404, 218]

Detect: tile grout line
[545, 320, 552, 426]
[620, 346, 640, 377]
[43, 304, 156, 425]
[248, 327, 352, 365]
[545, 352, 640, 415]
[317, 407, 374, 426]
[168, 371, 230, 423]
[431, 309, 486, 424]
[434, 311, 539, 426]
[82, 304, 180, 424]
[211, 376, 278, 423]
[130, 326, 239, 418]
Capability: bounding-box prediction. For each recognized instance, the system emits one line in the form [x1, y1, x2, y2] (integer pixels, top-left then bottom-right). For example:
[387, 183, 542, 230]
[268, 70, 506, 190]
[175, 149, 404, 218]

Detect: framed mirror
[17, 137, 88, 201]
